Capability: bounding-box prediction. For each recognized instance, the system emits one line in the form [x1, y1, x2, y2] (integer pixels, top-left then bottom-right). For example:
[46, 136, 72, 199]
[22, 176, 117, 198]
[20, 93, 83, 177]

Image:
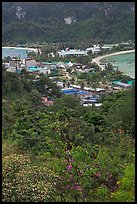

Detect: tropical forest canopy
[2, 2, 135, 44]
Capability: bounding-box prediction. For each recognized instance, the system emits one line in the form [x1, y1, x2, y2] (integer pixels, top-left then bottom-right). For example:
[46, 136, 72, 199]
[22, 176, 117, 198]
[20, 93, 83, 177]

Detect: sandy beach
[2, 46, 38, 53]
[92, 49, 135, 71]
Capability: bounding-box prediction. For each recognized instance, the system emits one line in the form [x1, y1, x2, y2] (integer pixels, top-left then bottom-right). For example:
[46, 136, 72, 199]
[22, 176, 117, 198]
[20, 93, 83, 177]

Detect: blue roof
[62, 89, 78, 93]
[62, 89, 89, 95]
[88, 99, 97, 102]
[77, 91, 89, 95]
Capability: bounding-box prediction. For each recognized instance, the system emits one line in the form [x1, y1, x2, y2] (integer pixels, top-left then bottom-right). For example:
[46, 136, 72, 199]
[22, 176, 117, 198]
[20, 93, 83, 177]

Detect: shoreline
[92, 49, 135, 71]
[2, 46, 38, 53]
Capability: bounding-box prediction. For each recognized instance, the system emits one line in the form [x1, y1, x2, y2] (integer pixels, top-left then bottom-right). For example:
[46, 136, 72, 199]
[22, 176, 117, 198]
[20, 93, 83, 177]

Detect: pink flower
[67, 164, 73, 171]
[75, 185, 82, 191]
[95, 173, 101, 177]
[70, 183, 82, 191]
[66, 150, 71, 156]
[69, 158, 75, 162]
[66, 184, 71, 189]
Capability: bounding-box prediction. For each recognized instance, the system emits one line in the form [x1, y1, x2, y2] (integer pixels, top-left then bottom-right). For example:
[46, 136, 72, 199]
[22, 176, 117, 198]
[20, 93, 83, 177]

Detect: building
[101, 44, 119, 49]
[9, 58, 22, 68]
[25, 58, 37, 67]
[57, 49, 88, 57]
[112, 81, 132, 88]
[39, 67, 51, 75]
[41, 96, 54, 106]
[82, 103, 102, 107]
[86, 44, 101, 54]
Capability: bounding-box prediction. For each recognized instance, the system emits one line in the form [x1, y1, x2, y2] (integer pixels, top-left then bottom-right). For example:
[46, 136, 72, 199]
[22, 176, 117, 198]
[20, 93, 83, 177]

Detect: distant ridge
[2, 2, 135, 44]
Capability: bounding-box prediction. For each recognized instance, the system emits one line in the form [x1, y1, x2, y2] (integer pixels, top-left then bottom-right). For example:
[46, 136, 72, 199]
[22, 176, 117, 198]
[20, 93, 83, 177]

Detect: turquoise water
[101, 52, 135, 78]
[2, 47, 33, 59]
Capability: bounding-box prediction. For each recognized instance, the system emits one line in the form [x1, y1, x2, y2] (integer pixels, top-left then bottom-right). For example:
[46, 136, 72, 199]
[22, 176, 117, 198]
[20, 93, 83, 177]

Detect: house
[65, 61, 74, 68]
[56, 81, 64, 88]
[25, 58, 37, 67]
[71, 85, 81, 89]
[82, 103, 102, 107]
[48, 52, 55, 57]
[9, 58, 22, 68]
[39, 67, 51, 75]
[84, 87, 95, 91]
[41, 96, 54, 106]
[95, 88, 106, 92]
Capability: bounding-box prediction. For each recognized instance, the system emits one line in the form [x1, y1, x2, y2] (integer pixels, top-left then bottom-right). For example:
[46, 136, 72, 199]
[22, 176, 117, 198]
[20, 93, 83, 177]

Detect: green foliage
[2, 153, 58, 202]
[92, 184, 111, 202]
[105, 87, 135, 135]
[54, 95, 80, 110]
[111, 164, 135, 202]
[2, 58, 135, 201]
[35, 75, 62, 97]
[2, 2, 135, 44]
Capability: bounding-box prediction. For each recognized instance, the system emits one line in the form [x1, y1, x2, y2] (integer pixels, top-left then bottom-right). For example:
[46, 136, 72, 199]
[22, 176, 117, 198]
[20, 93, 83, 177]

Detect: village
[2, 42, 135, 107]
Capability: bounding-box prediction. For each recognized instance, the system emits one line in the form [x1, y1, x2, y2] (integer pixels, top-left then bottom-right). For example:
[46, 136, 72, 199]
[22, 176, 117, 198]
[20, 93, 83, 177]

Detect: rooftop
[58, 49, 88, 56]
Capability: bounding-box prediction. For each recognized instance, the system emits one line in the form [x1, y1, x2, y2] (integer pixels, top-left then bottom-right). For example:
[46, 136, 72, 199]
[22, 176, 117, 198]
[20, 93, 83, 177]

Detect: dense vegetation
[2, 2, 135, 45]
[2, 66, 135, 202]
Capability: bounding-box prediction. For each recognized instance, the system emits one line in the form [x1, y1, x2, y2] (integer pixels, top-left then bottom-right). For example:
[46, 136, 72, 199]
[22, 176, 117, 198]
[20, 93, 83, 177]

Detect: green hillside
[2, 65, 135, 202]
[2, 2, 135, 44]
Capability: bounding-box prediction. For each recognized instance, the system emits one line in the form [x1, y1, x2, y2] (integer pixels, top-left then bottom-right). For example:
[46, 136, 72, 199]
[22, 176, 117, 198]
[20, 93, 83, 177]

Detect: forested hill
[2, 2, 135, 44]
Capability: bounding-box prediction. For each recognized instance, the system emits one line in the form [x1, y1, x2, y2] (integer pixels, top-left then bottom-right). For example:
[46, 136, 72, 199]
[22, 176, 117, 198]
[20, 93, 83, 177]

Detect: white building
[86, 44, 101, 54]
[101, 44, 119, 49]
[57, 49, 88, 57]
[39, 67, 51, 75]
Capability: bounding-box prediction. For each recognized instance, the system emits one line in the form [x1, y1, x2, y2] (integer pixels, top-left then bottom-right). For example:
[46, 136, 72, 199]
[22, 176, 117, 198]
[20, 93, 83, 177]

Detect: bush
[2, 153, 58, 202]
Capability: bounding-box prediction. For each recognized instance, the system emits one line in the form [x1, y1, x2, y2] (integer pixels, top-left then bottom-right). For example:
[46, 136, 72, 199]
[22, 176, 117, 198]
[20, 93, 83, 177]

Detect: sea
[2, 47, 36, 59]
[100, 51, 135, 79]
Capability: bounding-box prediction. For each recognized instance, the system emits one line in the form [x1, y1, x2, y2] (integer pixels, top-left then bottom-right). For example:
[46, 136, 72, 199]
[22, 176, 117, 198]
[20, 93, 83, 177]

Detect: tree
[111, 164, 135, 202]
[106, 87, 135, 135]
[35, 75, 62, 97]
[2, 56, 12, 63]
